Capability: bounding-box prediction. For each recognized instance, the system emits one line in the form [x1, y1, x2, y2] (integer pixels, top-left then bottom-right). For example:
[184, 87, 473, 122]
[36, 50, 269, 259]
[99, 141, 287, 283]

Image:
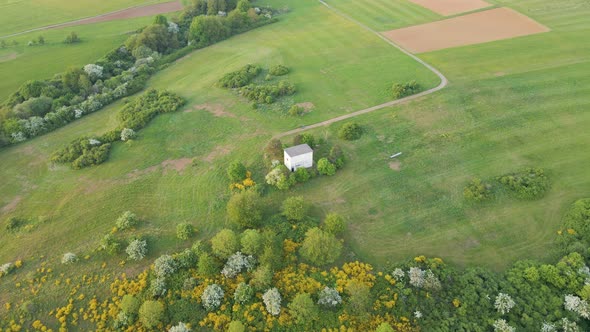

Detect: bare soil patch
[50, 1, 183, 29]
[1, 196, 22, 215]
[203, 146, 232, 163]
[389, 161, 401, 171]
[0, 52, 17, 63]
[161, 158, 193, 174]
[189, 103, 236, 118]
[382, 8, 549, 53]
[408, 0, 491, 16]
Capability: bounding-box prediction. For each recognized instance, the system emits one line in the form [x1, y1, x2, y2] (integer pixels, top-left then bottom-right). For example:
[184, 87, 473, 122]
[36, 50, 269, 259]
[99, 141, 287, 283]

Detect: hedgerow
[217, 64, 261, 88]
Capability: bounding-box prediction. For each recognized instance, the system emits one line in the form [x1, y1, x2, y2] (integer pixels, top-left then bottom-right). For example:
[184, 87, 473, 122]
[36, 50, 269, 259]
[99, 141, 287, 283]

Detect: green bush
[227, 191, 263, 228]
[282, 196, 309, 221]
[227, 161, 247, 182]
[5, 217, 26, 231]
[328, 145, 345, 169]
[463, 178, 492, 202]
[116, 211, 138, 230]
[176, 222, 195, 240]
[497, 168, 549, 199]
[293, 133, 315, 147]
[211, 229, 239, 259]
[64, 32, 80, 44]
[138, 300, 164, 329]
[218, 64, 261, 88]
[269, 64, 289, 76]
[323, 213, 345, 235]
[100, 234, 122, 255]
[317, 158, 336, 176]
[239, 80, 296, 104]
[120, 294, 141, 316]
[118, 89, 185, 131]
[338, 122, 363, 141]
[288, 105, 304, 116]
[392, 81, 421, 99]
[293, 167, 311, 183]
[51, 137, 111, 169]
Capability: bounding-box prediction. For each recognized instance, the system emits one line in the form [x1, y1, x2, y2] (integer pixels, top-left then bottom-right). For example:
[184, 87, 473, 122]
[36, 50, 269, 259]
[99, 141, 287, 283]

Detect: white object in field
[284, 144, 313, 172]
[390, 152, 402, 159]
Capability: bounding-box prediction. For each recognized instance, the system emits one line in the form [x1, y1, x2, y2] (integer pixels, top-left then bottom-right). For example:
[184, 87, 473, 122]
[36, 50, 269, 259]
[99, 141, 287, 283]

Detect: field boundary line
[275, 0, 448, 138]
[0, 0, 177, 39]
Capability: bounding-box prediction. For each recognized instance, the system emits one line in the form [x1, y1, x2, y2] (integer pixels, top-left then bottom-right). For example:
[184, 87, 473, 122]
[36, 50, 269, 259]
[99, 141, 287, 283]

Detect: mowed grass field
[0, 16, 161, 101]
[0, 0, 169, 36]
[0, 0, 438, 278]
[295, 0, 590, 269]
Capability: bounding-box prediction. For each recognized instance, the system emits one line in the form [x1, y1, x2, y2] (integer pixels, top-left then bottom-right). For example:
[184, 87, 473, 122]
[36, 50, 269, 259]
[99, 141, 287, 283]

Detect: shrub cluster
[463, 178, 492, 202]
[239, 80, 296, 104]
[392, 81, 421, 99]
[338, 122, 363, 141]
[50, 137, 111, 169]
[268, 64, 289, 76]
[497, 167, 549, 199]
[217, 64, 261, 88]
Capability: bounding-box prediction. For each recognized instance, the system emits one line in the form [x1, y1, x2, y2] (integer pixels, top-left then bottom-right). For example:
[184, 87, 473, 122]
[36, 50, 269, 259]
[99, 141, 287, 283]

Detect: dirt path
[275, 0, 448, 139]
[0, 1, 183, 39]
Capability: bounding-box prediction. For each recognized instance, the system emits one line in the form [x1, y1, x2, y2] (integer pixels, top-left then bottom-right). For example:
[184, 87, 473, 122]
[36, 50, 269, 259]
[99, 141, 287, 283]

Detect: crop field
[0, 0, 171, 37]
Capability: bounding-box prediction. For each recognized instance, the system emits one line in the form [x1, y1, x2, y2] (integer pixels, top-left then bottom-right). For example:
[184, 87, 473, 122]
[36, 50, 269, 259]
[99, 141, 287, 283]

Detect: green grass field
[0, 16, 161, 101]
[0, 0, 589, 310]
[0, 0, 169, 37]
[0, 0, 438, 271]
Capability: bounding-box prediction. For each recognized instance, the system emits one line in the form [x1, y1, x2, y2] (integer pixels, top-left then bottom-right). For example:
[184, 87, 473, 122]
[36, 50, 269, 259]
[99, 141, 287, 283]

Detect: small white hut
[284, 144, 313, 172]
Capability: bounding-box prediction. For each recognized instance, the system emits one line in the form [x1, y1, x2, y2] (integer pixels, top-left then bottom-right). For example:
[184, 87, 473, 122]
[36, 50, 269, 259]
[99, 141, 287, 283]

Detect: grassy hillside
[0, 16, 158, 101]
[0, 0, 169, 36]
[0, 0, 438, 268]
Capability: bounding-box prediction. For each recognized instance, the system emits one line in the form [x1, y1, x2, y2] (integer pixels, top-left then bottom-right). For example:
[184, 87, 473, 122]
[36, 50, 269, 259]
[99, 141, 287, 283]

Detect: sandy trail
[0, 1, 183, 38]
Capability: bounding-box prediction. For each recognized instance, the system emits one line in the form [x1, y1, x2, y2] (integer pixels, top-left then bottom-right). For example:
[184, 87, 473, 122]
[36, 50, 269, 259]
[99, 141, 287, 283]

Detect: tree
[236, 0, 250, 12]
[323, 213, 345, 235]
[139, 301, 164, 329]
[64, 32, 80, 44]
[227, 161, 247, 182]
[189, 15, 229, 46]
[176, 222, 195, 240]
[264, 138, 283, 161]
[126, 239, 147, 261]
[153, 14, 168, 25]
[338, 122, 363, 140]
[227, 320, 246, 332]
[207, 0, 227, 15]
[346, 280, 371, 316]
[227, 191, 263, 228]
[240, 229, 262, 255]
[201, 284, 225, 310]
[198, 252, 220, 276]
[288, 293, 318, 326]
[300, 228, 342, 265]
[62, 67, 89, 93]
[262, 288, 282, 316]
[153, 254, 177, 278]
[281, 196, 309, 221]
[317, 287, 342, 307]
[317, 158, 336, 176]
[494, 293, 515, 314]
[211, 229, 239, 259]
[116, 211, 138, 230]
[250, 264, 273, 290]
[375, 322, 395, 332]
[120, 294, 140, 316]
[234, 282, 254, 303]
[293, 133, 315, 147]
[127, 24, 177, 53]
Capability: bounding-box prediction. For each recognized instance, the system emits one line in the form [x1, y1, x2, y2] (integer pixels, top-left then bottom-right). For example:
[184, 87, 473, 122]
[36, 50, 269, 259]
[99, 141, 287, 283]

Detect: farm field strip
[408, 0, 492, 16]
[382, 7, 550, 53]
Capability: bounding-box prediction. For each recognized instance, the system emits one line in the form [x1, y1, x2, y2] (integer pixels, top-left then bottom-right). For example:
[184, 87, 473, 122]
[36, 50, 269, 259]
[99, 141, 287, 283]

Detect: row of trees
[0, 0, 276, 147]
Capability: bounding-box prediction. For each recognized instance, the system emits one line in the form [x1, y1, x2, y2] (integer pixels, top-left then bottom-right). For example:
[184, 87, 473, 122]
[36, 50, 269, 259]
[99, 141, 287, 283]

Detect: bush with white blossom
[120, 128, 136, 141]
[317, 287, 342, 307]
[168, 322, 190, 332]
[116, 211, 138, 230]
[61, 252, 77, 264]
[150, 277, 167, 297]
[492, 319, 515, 332]
[83, 64, 103, 79]
[153, 254, 177, 278]
[168, 22, 179, 34]
[392, 268, 405, 281]
[408, 267, 425, 287]
[564, 294, 590, 319]
[221, 252, 255, 278]
[494, 293, 515, 315]
[201, 284, 225, 311]
[263, 288, 282, 316]
[0, 263, 14, 277]
[126, 239, 147, 261]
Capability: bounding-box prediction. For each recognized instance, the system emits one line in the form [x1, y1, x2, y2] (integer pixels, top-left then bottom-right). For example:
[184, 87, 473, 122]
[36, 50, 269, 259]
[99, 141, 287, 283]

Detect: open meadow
[1, 0, 590, 329]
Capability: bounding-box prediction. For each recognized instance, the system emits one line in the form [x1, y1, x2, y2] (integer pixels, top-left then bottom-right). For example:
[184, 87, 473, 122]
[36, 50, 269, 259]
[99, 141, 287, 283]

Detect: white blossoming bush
[0, 263, 14, 277]
[74, 109, 83, 118]
[408, 267, 425, 288]
[564, 294, 590, 319]
[151, 277, 167, 297]
[494, 293, 515, 315]
[84, 64, 104, 79]
[541, 322, 556, 332]
[423, 270, 441, 291]
[153, 254, 177, 278]
[168, 22, 179, 34]
[221, 252, 255, 278]
[560, 318, 579, 332]
[317, 287, 342, 307]
[392, 268, 405, 281]
[168, 322, 190, 332]
[89, 138, 101, 145]
[116, 211, 138, 230]
[202, 284, 225, 311]
[263, 288, 282, 316]
[234, 282, 254, 304]
[414, 311, 423, 319]
[120, 128, 136, 141]
[126, 239, 147, 261]
[11, 132, 26, 142]
[61, 252, 77, 265]
[493, 319, 515, 332]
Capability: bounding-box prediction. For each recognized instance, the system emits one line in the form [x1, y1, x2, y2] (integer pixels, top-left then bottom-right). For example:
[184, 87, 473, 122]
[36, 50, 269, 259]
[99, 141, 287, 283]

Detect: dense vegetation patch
[0, 0, 277, 148]
[464, 167, 550, 202]
[217, 64, 262, 88]
[51, 89, 185, 169]
[392, 81, 421, 99]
